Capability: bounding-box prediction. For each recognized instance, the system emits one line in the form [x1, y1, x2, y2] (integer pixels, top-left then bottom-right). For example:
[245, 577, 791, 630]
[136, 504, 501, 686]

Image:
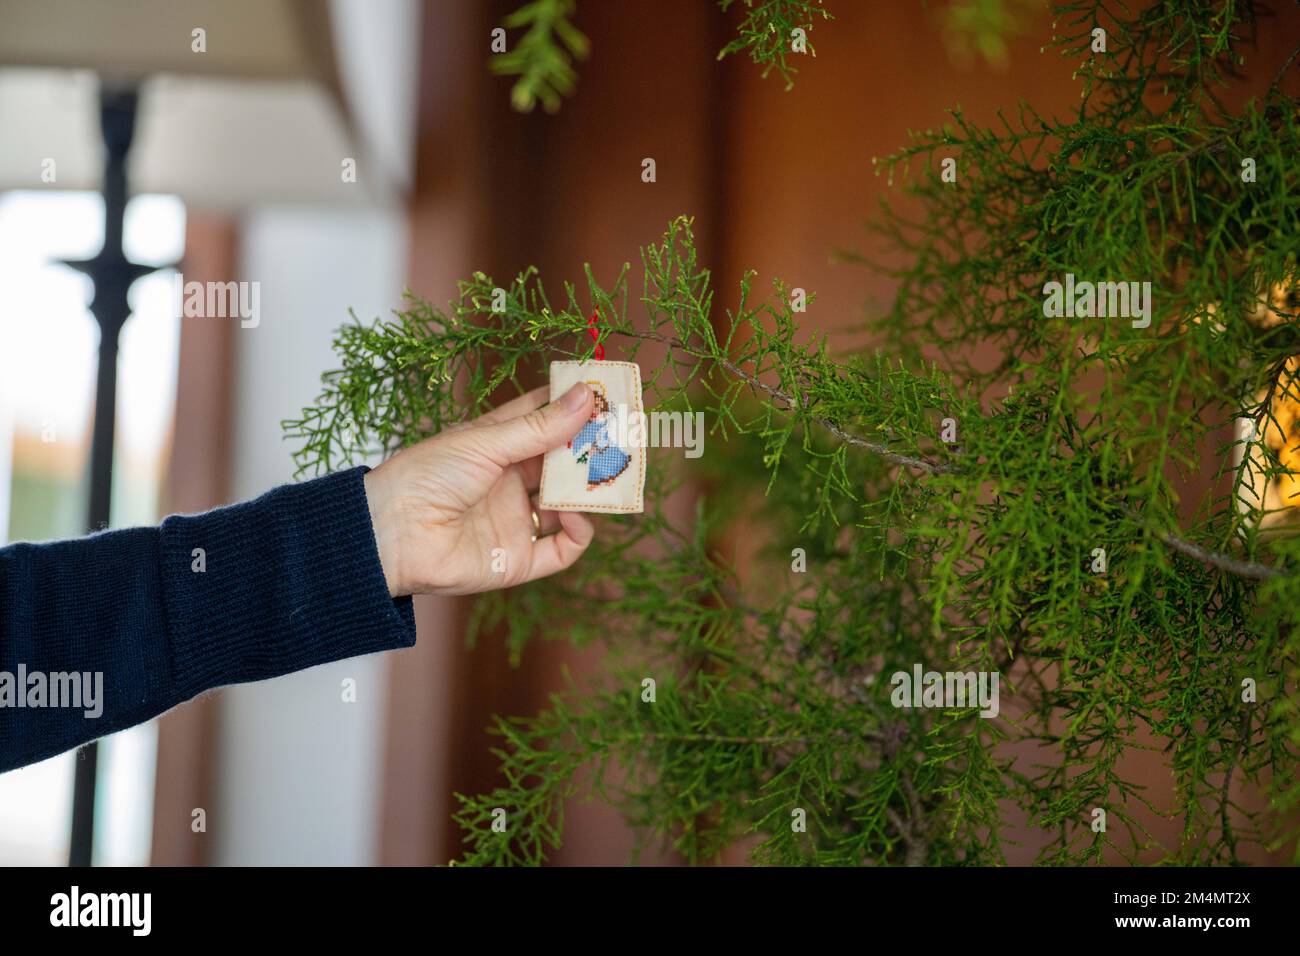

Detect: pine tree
[284, 1, 1300, 865]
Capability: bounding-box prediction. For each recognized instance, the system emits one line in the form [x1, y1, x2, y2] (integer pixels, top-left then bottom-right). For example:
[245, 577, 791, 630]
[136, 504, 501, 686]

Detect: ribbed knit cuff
[157, 467, 416, 704]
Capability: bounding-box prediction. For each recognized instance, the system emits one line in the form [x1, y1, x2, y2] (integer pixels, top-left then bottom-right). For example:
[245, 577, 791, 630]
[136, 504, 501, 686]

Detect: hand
[361, 382, 596, 597]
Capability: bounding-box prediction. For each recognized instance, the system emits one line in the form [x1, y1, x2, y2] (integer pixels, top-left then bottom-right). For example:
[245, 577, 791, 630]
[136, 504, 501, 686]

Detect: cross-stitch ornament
[538, 359, 645, 514]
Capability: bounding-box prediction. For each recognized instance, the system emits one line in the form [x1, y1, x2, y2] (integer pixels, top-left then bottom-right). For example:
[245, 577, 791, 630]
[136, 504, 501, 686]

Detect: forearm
[0, 467, 415, 773]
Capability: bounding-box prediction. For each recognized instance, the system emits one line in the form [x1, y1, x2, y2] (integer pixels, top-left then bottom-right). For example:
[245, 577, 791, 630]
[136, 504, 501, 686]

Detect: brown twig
[609, 325, 1281, 582]
[896, 770, 929, 867]
[1148, 523, 1277, 580]
[617, 326, 956, 474]
[1267, 41, 1300, 96]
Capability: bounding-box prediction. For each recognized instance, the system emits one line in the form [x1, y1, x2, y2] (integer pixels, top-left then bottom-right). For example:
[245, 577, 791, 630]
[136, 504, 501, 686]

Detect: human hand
[361, 382, 596, 597]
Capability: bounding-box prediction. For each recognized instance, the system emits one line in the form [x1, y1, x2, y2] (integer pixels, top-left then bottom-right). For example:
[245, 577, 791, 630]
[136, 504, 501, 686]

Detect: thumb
[474, 382, 593, 465]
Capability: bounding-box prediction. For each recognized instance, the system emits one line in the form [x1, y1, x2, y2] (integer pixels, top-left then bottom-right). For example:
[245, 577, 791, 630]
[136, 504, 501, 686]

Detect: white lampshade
[0, 0, 416, 209]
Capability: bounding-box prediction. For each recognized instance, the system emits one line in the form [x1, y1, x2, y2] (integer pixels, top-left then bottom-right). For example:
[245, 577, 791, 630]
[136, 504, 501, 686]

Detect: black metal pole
[65, 84, 158, 868]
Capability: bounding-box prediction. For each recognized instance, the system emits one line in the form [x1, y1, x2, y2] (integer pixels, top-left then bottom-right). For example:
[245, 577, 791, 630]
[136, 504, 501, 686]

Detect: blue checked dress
[571, 416, 632, 486]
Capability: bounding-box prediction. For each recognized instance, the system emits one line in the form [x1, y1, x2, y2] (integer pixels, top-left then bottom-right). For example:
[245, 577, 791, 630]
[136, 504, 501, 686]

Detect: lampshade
[0, 0, 415, 208]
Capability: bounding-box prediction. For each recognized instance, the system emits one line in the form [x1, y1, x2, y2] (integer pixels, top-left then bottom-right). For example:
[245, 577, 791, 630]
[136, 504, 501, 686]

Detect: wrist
[362, 465, 404, 597]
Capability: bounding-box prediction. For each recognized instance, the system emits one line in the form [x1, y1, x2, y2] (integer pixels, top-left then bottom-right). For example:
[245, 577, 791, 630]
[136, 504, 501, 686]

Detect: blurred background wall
[1, 0, 1296, 866]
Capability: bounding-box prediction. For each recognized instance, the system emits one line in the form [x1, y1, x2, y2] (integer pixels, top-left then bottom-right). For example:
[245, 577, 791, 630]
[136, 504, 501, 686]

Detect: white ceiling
[0, 0, 419, 209]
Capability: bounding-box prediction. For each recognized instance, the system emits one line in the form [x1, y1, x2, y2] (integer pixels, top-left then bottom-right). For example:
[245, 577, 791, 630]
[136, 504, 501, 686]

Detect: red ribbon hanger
[569, 309, 603, 449]
[587, 309, 604, 360]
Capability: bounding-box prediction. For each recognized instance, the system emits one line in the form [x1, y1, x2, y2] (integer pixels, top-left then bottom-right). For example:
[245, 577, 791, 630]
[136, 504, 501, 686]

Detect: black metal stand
[62, 85, 162, 868]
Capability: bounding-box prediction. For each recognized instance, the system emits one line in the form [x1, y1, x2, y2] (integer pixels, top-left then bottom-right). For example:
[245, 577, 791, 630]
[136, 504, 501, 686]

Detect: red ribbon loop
[587, 309, 604, 360]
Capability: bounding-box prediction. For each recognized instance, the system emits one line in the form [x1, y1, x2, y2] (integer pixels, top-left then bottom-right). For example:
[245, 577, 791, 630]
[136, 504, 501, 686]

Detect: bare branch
[610, 325, 1283, 583]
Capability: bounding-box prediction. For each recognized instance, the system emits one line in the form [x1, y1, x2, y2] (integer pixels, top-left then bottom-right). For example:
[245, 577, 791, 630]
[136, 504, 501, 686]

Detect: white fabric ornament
[539, 360, 646, 514]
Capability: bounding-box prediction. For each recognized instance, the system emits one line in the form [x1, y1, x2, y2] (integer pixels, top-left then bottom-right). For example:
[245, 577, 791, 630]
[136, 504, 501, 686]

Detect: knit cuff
[158, 467, 416, 703]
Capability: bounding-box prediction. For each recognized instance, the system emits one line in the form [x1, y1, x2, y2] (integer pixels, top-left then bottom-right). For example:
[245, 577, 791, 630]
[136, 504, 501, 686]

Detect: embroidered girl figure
[567, 382, 632, 490]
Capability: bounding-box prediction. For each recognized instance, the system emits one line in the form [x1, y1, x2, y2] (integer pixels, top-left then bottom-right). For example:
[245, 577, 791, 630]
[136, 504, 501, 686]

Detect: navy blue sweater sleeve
[0, 466, 416, 773]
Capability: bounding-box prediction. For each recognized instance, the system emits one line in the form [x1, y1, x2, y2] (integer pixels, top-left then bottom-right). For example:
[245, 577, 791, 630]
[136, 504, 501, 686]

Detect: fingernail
[559, 382, 588, 412]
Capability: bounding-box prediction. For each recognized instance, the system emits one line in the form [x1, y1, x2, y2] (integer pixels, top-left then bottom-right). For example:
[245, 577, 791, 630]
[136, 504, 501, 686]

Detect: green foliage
[492, 0, 834, 110]
[715, 0, 834, 88]
[490, 0, 590, 114]
[288, 1, 1300, 865]
[937, 0, 1039, 68]
[490, 0, 1044, 111]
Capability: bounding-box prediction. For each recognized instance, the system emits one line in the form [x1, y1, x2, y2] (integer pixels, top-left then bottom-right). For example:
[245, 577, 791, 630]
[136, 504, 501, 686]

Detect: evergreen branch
[490, 0, 589, 113]
[938, 0, 1038, 69]
[716, 0, 835, 89]
[491, 0, 1041, 110]
[611, 325, 1278, 581]
[1143, 515, 1280, 581]
[1266, 41, 1300, 94]
[293, 0, 1300, 866]
[896, 770, 929, 867]
[611, 325, 955, 474]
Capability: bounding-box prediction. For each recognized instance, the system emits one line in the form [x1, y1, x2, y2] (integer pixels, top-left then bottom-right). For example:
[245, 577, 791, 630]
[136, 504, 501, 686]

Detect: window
[0, 189, 184, 866]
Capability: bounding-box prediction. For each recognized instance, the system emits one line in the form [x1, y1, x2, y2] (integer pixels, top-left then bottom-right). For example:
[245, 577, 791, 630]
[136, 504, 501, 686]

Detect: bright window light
[0, 189, 184, 866]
